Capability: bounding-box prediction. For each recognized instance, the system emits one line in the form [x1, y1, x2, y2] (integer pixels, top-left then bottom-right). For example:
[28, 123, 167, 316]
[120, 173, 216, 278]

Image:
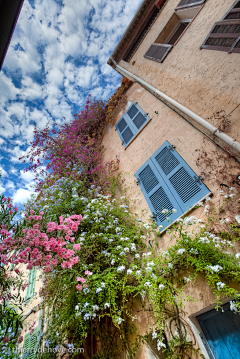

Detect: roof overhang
[0, 0, 24, 70]
[108, 0, 167, 66]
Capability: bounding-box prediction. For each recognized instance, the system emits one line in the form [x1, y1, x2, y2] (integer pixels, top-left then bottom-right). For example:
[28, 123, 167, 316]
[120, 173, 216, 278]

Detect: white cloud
[5, 181, 15, 192]
[1, 0, 143, 187]
[0, 166, 7, 177]
[12, 188, 34, 204]
[20, 170, 35, 182]
[0, 137, 5, 146]
[0, 184, 6, 194]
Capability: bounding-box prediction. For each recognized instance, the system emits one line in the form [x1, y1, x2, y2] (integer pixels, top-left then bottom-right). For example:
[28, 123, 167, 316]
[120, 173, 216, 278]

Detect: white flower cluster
[230, 300, 239, 314]
[157, 338, 166, 350]
[216, 281, 225, 290]
[206, 265, 223, 272]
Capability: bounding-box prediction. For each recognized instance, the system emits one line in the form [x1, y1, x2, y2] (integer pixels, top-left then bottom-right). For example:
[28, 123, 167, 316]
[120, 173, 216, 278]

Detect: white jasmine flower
[136, 270, 141, 276]
[172, 208, 177, 213]
[152, 273, 157, 280]
[101, 283, 106, 288]
[216, 281, 225, 290]
[144, 281, 152, 288]
[135, 254, 140, 258]
[117, 266, 125, 273]
[159, 284, 165, 290]
[230, 301, 238, 314]
[158, 225, 164, 229]
[132, 315, 138, 321]
[83, 288, 90, 294]
[205, 197, 211, 202]
[116, 317, 124, 325]
[157, 339, 166, 350]
[206, 265, 223, 272]
[161, 209, 168, 214]
[111, 259, 115, 265]
[168, 263, 173, 269]
[219, 190, 224, 195]
[96, 287, 102, 294]
[84, 313, 90, 321]
[184, 277, 191, 283]
[104, 303, 110, 309]
[177, 248, 186, 255]
[92, 305, 99, 312]
[229, 186, 235, 191]
[127, 269, 133, 275]
[152, 332, 158, 339]
[124, 247, 129, 252]
[146, 267, 152, 272]
[236, 253, 240, 259]
[75, 305, 79, 311]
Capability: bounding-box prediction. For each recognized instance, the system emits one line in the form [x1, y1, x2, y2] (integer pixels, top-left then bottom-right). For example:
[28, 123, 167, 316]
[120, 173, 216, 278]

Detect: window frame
[144, 0, 205, 63]
[115, 102, 151, 148]
[201, 0, 240, 53]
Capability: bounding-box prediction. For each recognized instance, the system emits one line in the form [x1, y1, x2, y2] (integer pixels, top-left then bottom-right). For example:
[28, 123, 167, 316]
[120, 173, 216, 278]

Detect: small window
[144, 0, 205, 63]
[135, 141, 210, 232]
[115, 102, 150, 148]
[201, 1, 240, 53]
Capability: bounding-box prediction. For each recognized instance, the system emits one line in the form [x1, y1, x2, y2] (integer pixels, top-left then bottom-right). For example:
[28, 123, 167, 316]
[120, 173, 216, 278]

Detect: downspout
[109, 56, 240, 154]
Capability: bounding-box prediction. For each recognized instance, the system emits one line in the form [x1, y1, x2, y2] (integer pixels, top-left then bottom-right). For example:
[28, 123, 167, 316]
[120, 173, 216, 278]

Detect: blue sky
[0, 0, 142, 206]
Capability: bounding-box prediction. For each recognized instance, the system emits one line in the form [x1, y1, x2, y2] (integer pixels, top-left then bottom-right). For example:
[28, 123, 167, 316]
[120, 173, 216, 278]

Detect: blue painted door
[197, 302, 240, 359]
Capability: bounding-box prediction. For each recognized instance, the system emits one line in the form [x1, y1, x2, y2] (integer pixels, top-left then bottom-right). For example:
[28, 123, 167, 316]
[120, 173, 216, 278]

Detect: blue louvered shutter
[126, 102, 150, 132]
[151, 141, 210, 213]
[25, 267, 37, 301]
[135, 159, 183, 230]
[115, 114, 136, 147]
[115, 102, 150, 148]
[23, 328, 38, 358]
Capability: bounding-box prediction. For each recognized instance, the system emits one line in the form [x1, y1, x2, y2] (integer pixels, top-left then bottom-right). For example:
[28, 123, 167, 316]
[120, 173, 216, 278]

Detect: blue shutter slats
[169, 167, 201, 203]
[115, 102, 150, 147]
[135, 159, 183, 229]
[151, 141, 210, 213]
[138, 164, 159, 193]
[135, 141, 211, 232]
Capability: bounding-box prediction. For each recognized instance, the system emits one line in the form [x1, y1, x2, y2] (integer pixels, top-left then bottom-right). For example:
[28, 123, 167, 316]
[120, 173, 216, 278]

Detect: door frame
[188, 295, 239, 359]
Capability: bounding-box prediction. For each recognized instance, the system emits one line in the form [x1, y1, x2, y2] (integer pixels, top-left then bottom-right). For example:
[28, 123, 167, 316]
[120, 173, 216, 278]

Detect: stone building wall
[101, 81, 240, 358]
[116, 0, 240, 142]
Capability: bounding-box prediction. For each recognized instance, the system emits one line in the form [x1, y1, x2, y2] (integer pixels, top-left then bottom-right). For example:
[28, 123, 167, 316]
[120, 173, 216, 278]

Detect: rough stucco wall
[102, 82, 240, 359]
[117, 0, 240, 142]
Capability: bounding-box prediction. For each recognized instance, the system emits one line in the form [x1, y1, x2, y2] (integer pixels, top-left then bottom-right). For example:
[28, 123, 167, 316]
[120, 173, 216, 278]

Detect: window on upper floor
[25, 267, 37, 302]
[201, 0, 240, 53]
[123, 1, 166, 63]
[135, 141, 210, 232]
[115, 102, 150, 148]
[144, 0, 206, 63]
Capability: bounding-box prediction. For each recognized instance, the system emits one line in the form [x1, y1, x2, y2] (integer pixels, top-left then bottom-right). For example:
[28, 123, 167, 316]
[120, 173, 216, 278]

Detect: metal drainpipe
[109, 56, 240, 154]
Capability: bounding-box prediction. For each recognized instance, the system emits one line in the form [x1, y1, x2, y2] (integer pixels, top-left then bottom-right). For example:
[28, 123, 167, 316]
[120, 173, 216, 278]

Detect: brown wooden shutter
[144, 43, 173, 63]
[175, 0, 205, 11]
[201, 2, 240, 53]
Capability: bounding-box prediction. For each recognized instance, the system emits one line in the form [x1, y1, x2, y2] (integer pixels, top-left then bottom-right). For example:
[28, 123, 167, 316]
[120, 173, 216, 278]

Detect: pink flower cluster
[0, 212, 83, 274]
